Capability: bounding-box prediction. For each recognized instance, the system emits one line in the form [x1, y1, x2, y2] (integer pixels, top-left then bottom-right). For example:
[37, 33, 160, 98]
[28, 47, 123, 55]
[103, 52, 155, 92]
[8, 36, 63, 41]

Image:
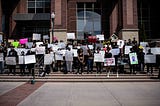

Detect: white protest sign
[15, 48, 29, 55]
[36, 47, 45, 54]
[25, 55, 36, 64]
[96, 34, 104, 41]
[44, 54, 54, 65]
[125, 46, 132, 54]
[32, 33, 41, 40]
[88, 45, 94, 50]
[67, 33, 75, 39]
[129, 53, 138, 65]
[144, 55, 156, 63]
[104, 58, 115, 66]
[5, 57, 16, 65]
[117, 40, 124, 48]
[65, 51, 73, 61]
[151, 48, 160, 55]
[140, 42, 148, 47]
[110, 48, 120, 56]
[43, 35, 49, 39]
[18, 56, 24, 64]
[94, 53, 104, 62]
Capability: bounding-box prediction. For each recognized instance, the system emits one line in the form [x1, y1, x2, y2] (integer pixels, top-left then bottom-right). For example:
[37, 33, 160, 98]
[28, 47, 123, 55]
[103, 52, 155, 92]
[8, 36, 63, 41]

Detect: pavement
[0, 82, 160, 106]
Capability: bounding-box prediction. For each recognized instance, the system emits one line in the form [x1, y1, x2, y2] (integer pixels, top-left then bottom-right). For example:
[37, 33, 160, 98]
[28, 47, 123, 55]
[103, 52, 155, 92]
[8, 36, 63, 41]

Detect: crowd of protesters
[0, 37, 159, 77]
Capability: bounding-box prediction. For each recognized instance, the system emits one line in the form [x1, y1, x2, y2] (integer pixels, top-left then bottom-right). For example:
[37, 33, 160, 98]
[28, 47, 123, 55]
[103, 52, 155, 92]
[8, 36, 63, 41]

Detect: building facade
[0, 0, 159, 42]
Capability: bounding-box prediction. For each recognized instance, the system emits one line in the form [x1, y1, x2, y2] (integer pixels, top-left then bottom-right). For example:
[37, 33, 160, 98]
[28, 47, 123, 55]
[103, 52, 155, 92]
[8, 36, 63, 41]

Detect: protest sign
[96, 34, 104, 41]
[129, 53, 138, 65]
[36, 47, 45, 54]
[110, 34, 118, 42]
[67, 33, 75, 39]
[26, 42, 33, 48]
[144, 55, 156, 63]
[44, 54, 54, 65]
[110, 48, 120, 56]
[94, 53, 104, 62]
[19, 38, 28, 44]
[25, 55, 36, 64]
[104, 58, 115, 66]
[18, 56, 24, 64]
[55, 54, 63, 60]
[5, 57, 16, 65]
[33, 33, 41, 40]
[12, 41, 19, 48]
[117, 40, 124, 48]
[125, 46, 132, 54]
[151, 47, 160, 55]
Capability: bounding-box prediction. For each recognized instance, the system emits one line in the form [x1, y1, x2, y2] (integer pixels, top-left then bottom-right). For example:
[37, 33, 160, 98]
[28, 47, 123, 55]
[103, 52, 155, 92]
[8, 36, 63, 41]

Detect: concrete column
[119, 0, 139, 42]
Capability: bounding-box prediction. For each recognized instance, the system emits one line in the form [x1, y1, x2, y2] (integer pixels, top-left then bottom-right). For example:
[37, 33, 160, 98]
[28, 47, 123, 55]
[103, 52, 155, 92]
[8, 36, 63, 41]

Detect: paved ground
[0, 82, 160, 106]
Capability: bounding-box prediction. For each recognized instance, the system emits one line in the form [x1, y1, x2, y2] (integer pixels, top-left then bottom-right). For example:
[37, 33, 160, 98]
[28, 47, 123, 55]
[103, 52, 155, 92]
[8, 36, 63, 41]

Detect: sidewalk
[0, 82, 160, 106]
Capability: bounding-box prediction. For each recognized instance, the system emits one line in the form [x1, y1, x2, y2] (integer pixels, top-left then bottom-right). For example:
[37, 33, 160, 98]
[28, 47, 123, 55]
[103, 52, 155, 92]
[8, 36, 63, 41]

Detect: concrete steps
[0, 73, 160, 82]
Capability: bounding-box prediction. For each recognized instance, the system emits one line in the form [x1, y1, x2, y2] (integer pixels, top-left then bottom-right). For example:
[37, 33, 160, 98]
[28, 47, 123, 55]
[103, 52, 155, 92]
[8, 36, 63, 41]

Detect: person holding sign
[137, 47, 145, 72]
[146, 49, 154, 75]
[19, 51, 26, 75]
[128, 48, 137, 74]
[8, 46, 18, 75]
[77, 48, 84, 74]
[105, 47, 113, 77]
[65, 47, 74, 73]
[95, 47, 102, 74]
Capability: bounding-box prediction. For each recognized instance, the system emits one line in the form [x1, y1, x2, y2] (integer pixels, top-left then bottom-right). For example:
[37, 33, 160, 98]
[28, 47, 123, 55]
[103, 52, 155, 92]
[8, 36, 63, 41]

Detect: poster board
[129, 53, 138, 65]
[36, 47, 45, 54]
[25, 55, 36, 64]
[144, 55, 156, 63]
[19, 38, 28, 44]
[67, 33, 75, 39]
[96, 34, 104, 41]
[125, 46, 132, 54]
[5, 57, 16, 65]
[32, 33, 41, 40]
[18, 56, 24, 64]
[117, 40, 124, 48]
[151, 48, 160, 55]
[110, 48, 120, 56]
[94, 53, 104, 62]
[55, 54, 63, 60]
[104, 58, 115, 66]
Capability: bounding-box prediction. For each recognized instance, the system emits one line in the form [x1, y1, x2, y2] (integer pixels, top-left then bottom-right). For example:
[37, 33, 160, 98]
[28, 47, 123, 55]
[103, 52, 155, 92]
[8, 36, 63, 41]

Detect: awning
[13, 13, 50, 21]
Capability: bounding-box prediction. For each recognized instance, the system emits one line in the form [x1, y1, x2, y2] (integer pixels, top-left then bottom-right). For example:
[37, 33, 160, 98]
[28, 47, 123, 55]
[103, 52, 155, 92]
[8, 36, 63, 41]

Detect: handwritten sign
[104, 58, 115, 66]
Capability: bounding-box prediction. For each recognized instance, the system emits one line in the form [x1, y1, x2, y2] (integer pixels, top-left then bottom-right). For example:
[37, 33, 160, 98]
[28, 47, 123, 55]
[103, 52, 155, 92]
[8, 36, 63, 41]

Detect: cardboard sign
[144, 55, 156, 63]
[104, 58, 115, 66]
[129, 53, 138, 65]
[94, 53, 104, 62]
[110, 34, 118, 42]
[25, 55, 36, 64]
[5, 57, 16, 65]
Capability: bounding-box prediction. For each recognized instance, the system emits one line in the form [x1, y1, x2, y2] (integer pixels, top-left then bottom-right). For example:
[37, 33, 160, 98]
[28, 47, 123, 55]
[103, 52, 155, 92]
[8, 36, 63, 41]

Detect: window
[27, 0, 50, 13]
[77, 3, 101, 39]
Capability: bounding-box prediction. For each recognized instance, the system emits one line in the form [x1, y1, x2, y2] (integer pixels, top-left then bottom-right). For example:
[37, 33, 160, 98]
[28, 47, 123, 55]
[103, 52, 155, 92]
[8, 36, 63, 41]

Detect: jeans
[87, 59, 93, 73]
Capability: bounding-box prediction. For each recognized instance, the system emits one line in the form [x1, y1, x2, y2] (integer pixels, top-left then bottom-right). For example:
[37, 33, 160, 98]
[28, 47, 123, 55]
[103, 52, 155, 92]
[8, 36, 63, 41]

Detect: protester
[87, 48, 94, 74]
[77, 48, 84, 74]
[19, 51, 26, 75]
[146, 49, 154, 75]
[7, 46, 18, 75]
[65, 47, 74, 73]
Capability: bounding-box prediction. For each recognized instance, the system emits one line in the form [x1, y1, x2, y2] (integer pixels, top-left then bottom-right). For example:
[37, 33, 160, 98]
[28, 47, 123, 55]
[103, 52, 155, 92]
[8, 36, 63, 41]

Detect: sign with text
[25, 55, 36, 64]
[96, 34, 104, 41]
[67, 33, 75, 39]
[129, 53, 138, 65]
[32, 33, 41, 40]
[144, 55, 156, 63]
[94, 53, 104, 62]
[44, 54, 54, 65]
[104, 58, 115, 66]
[5, 57, 16, 65]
